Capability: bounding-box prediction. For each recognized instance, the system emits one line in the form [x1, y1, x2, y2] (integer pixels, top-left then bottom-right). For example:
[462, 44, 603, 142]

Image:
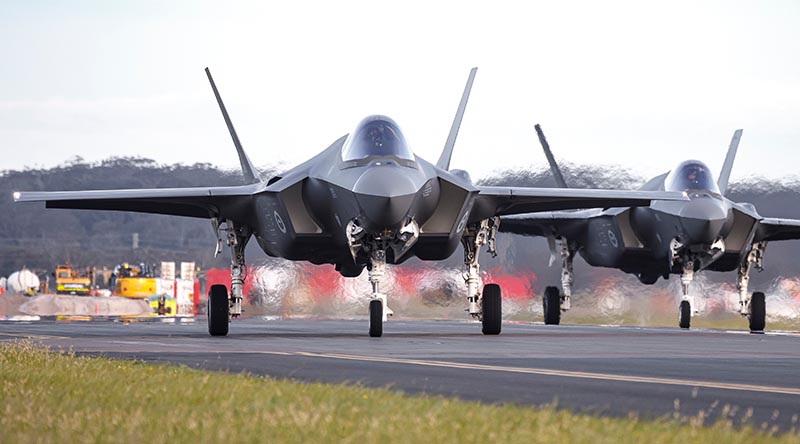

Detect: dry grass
[1, 342, 797, 444]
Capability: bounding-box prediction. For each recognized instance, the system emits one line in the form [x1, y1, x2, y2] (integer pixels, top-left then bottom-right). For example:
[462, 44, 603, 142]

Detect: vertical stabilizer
[717, 129, 743, 195]
[436, 67, 478, 170]
[535, 124, 568, 188]
[205, 67, 261, 184]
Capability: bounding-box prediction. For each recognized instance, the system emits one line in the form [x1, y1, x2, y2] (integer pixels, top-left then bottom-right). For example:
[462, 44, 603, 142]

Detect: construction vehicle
[147, 293, 177, 315]
[55, 264, 92, 295]
[112, 263, 157, 299]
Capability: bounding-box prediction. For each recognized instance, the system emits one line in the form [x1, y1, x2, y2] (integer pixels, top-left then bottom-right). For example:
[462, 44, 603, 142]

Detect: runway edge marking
[288, 351, 800, 396]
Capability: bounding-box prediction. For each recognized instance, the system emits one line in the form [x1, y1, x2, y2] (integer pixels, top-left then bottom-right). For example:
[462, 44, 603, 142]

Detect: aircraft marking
[274, 211, 287, 234]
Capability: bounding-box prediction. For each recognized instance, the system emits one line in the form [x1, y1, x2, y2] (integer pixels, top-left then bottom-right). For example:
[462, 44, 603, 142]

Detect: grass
[1, 342, 798, 444]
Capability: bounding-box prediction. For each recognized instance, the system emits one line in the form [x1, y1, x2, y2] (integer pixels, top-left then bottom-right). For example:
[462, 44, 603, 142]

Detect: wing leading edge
[756, 218, 800, 242]
[471, 186, 687, 221]
[13, 183, 265, 220]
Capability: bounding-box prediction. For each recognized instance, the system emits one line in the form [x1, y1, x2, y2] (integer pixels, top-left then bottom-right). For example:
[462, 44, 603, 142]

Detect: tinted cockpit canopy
[341, 115, 414, 164]
[665, 160, 720, 193]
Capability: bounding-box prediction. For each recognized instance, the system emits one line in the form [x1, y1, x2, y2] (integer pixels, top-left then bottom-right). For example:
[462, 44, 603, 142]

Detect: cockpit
[341, 115, 416, 166]
[665, 160, 720, 193]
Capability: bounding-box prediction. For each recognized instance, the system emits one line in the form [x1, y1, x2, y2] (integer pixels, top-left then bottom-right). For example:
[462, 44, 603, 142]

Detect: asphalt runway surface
[2, 317, 799, 431]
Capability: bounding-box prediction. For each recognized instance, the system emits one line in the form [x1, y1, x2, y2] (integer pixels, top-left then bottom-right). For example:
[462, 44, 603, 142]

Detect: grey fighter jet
[13, 69, 685, 337]
[501, 125, 800, 331]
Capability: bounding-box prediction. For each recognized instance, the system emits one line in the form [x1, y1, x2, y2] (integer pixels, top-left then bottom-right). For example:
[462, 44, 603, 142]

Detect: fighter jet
[500, 125, 800, 331]
[13, 69, 685, 337]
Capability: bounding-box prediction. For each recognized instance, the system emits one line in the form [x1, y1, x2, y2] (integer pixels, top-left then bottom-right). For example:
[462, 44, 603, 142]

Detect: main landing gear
[208, 284, 230, 336]
[737, 242, 767, 333]
[542, 237, 575, 325]
[207, 219, 251, 337]
[675, 241, 768, 333]
[362, 214, 503, 338]
[462, 217, 503, 335]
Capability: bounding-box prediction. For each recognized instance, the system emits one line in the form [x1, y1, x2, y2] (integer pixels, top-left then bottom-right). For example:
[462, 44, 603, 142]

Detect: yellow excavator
[112, 263, 176, 315]
[113, 263, 157, 298]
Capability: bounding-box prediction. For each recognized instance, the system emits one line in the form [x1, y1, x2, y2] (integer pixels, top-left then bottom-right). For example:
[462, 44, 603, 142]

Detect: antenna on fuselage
[717, 129, 743, 195]
[436, 67, 478, 170]
[205, 67, 262, 184]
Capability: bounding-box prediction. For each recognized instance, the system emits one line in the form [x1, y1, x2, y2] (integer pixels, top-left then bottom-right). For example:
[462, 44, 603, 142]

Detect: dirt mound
[1, 294, 30, 318]
[19, 295, 151, 316]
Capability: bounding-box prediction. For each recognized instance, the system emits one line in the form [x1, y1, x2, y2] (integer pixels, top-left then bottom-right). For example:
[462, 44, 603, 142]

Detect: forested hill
[2, 158, 799, 287]
[0, 157, 277, 276]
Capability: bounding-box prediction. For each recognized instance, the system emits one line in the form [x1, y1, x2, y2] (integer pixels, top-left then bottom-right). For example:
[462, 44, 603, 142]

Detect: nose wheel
[677, 260, 697, 329]
[678, 300, 691, 329]
[369, 299, 383, 337]
[366, 250, 392, 337]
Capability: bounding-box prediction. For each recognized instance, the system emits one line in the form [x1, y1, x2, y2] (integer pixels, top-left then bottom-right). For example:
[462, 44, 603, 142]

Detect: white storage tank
[6, 269, 40, 294]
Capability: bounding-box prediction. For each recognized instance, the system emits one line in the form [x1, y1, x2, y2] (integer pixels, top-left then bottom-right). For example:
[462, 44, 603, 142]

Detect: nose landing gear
[678, 260, 695, 329]
[367, 250, 393, 338]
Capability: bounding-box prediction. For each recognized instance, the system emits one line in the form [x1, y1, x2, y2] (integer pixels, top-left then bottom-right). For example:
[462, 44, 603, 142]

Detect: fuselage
[549, 160, 761, 282]
[250, 115, 478, 276]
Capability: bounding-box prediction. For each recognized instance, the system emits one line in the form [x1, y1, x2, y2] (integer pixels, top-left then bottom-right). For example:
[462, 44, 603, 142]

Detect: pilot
[367, 124, 384, 148]
[685, 165, 705, 188]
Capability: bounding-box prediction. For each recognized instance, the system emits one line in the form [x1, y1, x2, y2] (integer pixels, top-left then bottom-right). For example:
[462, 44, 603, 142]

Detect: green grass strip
[0, 342, 797, 444]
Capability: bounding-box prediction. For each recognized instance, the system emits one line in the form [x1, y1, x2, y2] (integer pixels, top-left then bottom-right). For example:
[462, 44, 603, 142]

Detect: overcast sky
[2, 0, 799, 183]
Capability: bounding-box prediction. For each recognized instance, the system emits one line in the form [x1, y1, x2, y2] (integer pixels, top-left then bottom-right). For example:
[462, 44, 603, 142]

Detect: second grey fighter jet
[501, 125, 800, 331]
[13, 69, 684, 337]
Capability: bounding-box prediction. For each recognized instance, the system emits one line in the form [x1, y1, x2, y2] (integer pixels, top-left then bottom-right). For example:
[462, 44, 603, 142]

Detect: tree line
[1, 158, 799, 291]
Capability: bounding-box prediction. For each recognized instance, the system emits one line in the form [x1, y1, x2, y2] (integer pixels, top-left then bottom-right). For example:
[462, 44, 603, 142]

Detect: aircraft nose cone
[679, 198, 729, 244]
[354, 166, 418, 231]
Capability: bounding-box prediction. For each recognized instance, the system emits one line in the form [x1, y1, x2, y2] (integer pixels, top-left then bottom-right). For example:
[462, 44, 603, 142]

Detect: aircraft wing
[499, 211, 596, 237]
[13, 183, 265, 221]
[471, 186, 686, 220]
[755, 218, 800, 242]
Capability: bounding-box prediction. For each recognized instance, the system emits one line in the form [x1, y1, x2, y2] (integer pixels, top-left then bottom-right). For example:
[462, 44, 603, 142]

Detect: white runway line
[284, 351, 800, 396]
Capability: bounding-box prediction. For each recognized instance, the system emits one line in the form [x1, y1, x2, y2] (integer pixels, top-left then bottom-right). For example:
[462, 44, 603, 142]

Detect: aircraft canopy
[342, 116, 414, 163]
[665, 160, 720, 193]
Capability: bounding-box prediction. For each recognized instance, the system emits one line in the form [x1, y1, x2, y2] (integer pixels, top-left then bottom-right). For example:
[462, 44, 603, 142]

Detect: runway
[2, 317, 799, 430]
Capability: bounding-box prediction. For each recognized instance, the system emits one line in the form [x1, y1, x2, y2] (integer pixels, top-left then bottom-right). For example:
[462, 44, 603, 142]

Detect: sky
[1, 0, 799, 183]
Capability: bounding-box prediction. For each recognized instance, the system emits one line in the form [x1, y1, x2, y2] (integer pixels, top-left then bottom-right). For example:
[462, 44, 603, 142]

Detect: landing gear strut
[461, 217, 502, 335]
[737, 242, 767, 332]
[367, 250, 393, 337]
[207, 218, 251, 336]
[543, 237, 574, 324]
[679, 260, 695, 329]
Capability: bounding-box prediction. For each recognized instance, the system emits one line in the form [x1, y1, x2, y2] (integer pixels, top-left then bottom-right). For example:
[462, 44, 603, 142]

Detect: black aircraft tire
[208, 284, 230, 337]
[679, 300, 691, 329]
[543, 286, 561, 325]
[369, 299, 383, 338]
[481, 284, 502, 335]
[749, 292, 766, 332]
